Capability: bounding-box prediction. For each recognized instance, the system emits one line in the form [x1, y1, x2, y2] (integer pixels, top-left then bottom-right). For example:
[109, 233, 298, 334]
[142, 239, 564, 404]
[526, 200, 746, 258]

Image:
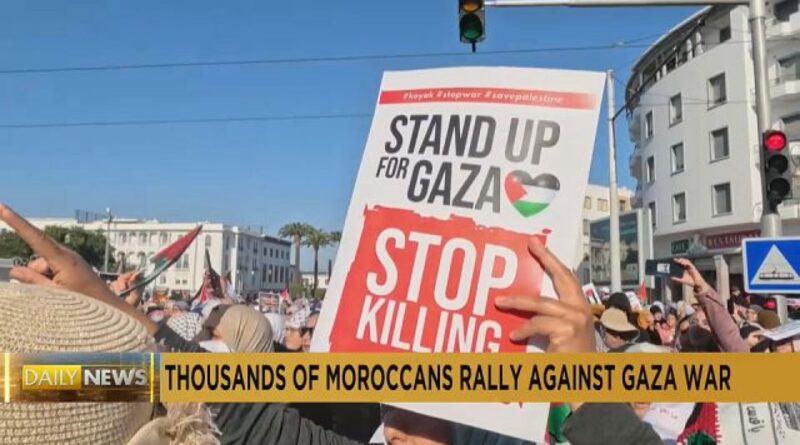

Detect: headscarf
[167, 312, 204, 342]
[757, 310, 781, 329]
[215, 305, 274, 352]
[264, 312, 285, 344]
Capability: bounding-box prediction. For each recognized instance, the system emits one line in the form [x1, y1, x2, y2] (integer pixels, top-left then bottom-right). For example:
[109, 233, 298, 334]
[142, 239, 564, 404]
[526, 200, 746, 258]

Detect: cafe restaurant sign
[704, 230, 760, 250]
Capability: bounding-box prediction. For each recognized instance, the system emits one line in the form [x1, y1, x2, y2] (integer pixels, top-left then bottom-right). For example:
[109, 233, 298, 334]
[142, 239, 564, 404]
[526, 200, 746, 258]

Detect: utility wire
[0, 42, 658, 75]
[0, 113, 374, 129]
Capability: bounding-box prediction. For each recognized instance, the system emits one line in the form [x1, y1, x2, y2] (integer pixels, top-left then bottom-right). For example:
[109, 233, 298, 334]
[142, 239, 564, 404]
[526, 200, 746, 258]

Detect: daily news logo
[22, 365, 148, 391]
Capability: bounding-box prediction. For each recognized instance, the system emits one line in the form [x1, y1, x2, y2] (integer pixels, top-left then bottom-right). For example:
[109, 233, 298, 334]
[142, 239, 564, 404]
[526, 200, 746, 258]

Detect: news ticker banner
[4, 352, 800, 403]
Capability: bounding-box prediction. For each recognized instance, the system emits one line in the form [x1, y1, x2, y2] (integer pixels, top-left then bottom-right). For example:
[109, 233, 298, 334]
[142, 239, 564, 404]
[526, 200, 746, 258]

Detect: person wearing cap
[600, 308, 640, 352]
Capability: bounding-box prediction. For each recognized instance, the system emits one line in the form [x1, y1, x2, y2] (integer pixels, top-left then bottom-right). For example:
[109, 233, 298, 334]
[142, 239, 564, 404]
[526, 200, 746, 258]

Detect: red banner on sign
[705, 230, 760, 250]
[329, 206, 549, 353]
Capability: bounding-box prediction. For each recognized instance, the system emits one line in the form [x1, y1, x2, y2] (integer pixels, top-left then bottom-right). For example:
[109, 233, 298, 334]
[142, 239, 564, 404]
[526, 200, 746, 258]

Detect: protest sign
[582, 283, 601, 305]
[761, 320, 800, 342]
[312, 66, 605, 441]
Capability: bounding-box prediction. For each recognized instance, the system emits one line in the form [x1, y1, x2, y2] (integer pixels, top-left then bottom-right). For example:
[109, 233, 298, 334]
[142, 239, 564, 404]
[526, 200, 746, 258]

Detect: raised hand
[672, 258, 710, 294]
[494, 237, 595, 354]
[0, 203, 156, 333]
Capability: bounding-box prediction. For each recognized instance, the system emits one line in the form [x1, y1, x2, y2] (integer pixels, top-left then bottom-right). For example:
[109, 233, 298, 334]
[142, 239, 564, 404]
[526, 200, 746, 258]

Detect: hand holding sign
[495, 237, 595, 354]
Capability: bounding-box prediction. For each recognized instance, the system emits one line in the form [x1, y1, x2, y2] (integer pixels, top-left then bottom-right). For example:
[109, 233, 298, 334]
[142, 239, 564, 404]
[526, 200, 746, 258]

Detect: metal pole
[606, 71, 622, 292]
[103, 207, 111, 272]
[749, 0, 781, 237]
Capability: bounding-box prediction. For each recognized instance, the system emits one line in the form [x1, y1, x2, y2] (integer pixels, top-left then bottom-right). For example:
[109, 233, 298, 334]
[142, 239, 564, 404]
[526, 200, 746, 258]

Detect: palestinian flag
[504, 171, 560, 217]
[118, 225, 202, 297]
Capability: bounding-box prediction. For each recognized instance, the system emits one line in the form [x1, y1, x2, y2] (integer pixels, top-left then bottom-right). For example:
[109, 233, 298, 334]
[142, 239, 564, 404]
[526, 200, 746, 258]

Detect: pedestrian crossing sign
[743, 237, 800, 294]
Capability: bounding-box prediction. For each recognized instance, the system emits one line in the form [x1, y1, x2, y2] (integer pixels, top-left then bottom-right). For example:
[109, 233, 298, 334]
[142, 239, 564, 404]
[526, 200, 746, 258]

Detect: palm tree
[303, 227, 333, 293]
[279, 222, 312, 285]
[329, 231, 342, 244]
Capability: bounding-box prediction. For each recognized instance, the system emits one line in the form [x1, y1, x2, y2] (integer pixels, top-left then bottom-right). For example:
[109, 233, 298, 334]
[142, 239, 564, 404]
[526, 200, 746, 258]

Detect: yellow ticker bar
[159, 353, 800, 403]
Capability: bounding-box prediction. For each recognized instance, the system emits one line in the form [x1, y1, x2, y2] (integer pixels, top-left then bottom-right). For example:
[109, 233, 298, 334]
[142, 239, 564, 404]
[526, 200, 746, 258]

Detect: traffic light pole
[488, 0, 780, 240]
[748, 0, 781, 237]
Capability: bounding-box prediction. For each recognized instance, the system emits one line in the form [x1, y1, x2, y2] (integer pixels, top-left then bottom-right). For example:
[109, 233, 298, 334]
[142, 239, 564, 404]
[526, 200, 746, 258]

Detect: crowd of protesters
[1, 202, 799, 445]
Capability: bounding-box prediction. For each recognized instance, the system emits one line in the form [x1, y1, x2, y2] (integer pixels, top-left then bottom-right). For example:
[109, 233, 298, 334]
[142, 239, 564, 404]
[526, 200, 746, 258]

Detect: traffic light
[763, 130, 791, 209]
[459, 0, 485, 51]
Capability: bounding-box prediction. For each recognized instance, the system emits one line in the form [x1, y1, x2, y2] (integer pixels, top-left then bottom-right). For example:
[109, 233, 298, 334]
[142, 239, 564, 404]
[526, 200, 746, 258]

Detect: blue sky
[0, 1, 699, 269]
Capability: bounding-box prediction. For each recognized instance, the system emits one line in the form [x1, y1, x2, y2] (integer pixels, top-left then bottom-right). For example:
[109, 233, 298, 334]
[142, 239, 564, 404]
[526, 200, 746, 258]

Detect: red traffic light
[764, 130, 787, 152]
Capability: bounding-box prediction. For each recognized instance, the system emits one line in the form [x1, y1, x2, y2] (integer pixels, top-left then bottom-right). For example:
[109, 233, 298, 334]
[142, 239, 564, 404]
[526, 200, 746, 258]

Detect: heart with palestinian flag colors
[504, 171, 560, 217]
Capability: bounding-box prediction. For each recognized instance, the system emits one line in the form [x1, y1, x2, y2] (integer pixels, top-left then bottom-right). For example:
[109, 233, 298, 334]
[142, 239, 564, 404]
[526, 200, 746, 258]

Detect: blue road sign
[743, 237, 800, 294]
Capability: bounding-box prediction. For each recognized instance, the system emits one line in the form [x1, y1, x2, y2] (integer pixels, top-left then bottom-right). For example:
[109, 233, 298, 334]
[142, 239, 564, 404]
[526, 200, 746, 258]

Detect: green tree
[329, 231, 342, 244]
[45, 226, 114, 270]
[303, 228, 333, 293]
[0, 231, 33, 259]
[279, 222, 312, 285]
[0, 226, 113, 269]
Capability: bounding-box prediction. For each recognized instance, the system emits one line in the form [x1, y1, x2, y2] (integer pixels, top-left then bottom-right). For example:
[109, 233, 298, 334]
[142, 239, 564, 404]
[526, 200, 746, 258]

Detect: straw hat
[0, 282, 152, 444]
[600, 307, 638, 333]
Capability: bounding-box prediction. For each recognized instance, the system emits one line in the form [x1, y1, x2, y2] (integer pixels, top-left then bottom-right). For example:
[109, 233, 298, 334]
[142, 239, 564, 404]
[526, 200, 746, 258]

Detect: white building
[0, 217, 292, 294]
[301, 272, 330, 291]
[576, 184, 634, 283]
[625, 2, 800, 298]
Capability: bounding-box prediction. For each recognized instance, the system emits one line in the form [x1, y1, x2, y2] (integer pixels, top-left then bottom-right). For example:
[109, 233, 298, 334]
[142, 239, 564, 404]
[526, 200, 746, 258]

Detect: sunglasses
[301, 326, 315, 336]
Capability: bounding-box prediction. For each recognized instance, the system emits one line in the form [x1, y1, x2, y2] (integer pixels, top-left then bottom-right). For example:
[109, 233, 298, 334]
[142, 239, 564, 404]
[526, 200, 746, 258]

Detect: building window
[223, 254, 229, 272]
[139, 232, 147, 244]
[178, 254, 189, 269]
[109, 232, 116, 242]
[119, 233, 127, 243]
[713, 183, 732, 215]
[779, 53, 800, 84]
[775, 0, 799, 22]
[619, 200, 627, 212]
[129, 232, 136, 243]
[646, 156, 656, 183]
[597, 199, 609, 212]
[783, 113, 800, 140]
[671, 143, 685, 173]
[648, 202, 657, 228]
[583, 197, 591, 209]
[669, 94, 682, 125]
[205, 235, 211, 248]
[238, 238, 242, 251]
[582, 219, 589, 235]
[159, 275, 166, 285]
[719, 26, 731, 43]
[708, 73, 727, 107]
[673, 193, 687, 223]
[644, 111, 654, 139]
[159, 233, 168, 245]
[710, 128, 730, 161]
